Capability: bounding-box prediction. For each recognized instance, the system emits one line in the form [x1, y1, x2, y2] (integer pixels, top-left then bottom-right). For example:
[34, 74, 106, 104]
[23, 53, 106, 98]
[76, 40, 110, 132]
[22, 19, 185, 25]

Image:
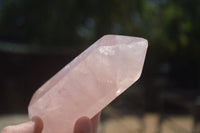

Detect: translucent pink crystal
[28, 35, 148, 133]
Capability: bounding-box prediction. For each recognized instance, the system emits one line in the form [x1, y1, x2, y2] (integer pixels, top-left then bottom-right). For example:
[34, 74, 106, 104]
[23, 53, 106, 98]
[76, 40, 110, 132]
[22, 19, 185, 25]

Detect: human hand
[1, 113, 101, 133]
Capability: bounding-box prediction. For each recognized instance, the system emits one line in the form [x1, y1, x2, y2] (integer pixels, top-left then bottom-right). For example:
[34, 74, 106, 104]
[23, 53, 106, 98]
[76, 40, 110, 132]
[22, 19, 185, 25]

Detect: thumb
[74, 117, 93, 133]
[31, 116, 43, 133]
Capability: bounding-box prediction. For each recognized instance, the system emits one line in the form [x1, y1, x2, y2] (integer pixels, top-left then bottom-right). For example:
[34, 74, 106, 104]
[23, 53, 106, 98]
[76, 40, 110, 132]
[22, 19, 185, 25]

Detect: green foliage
[0, 0, 199, 87]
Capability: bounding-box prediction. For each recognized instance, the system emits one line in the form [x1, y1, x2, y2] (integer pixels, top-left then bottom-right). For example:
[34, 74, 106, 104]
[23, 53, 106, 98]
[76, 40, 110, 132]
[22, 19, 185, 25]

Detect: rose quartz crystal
[16, 35, 148, 133]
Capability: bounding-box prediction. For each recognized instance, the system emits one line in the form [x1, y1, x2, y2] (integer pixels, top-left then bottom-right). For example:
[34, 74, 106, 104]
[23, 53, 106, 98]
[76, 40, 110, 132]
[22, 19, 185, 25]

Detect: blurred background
[0, 0, 200, 132]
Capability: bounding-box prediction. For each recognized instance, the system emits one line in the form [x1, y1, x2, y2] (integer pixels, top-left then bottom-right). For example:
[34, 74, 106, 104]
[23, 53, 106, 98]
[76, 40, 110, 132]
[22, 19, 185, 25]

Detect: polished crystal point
[27, 35, 148, 133]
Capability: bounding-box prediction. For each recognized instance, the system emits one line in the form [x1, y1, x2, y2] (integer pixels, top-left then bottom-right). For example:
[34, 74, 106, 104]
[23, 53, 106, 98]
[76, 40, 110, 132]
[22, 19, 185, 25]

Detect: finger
[31, 116, 43, 133]
[91, 112, 101, 133]
[1, 121, 35, 133]
[74, 117, 92, 133]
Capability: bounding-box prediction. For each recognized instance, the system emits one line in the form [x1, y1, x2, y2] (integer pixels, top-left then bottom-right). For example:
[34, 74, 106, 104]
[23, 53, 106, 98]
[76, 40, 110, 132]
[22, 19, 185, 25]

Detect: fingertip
[74, 117, 92, 133]
[31, 116, 43, 133]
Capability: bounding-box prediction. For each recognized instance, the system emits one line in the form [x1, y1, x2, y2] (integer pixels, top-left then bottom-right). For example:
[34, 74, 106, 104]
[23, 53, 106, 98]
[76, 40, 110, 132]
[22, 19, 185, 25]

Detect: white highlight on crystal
[98, 46, 115, 55]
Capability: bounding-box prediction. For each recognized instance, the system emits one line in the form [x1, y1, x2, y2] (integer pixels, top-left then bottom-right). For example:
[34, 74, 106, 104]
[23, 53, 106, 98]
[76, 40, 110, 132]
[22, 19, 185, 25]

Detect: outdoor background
[0, 0, 200, 133]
